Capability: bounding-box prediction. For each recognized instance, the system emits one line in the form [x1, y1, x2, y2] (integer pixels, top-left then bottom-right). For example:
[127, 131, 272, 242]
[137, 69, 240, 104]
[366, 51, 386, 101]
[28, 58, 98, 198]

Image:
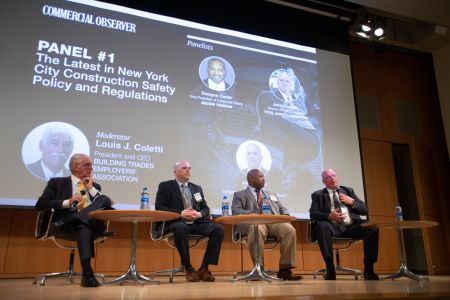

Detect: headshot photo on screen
[22, 122, 91, 181]
[236, 140, 272, 176]
[199, 56, 235, 92]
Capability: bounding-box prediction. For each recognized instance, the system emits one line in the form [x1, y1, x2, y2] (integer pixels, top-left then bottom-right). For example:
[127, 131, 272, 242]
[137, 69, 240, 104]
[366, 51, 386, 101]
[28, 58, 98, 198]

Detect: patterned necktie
[333, 190, 346, 231]
[255, 189, 263, 213]
[76, 181, 88, 212]
[333, 190, 341, 213]
[181, 184, 191, 209]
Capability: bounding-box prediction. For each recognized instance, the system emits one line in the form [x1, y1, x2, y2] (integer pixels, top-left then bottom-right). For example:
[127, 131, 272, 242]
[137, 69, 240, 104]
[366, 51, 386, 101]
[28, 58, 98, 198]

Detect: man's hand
[69, 193, 83, 206]
[181, 208, 201, 220]
[328, 209, 345, 222]
[338, 193, 354, 206]
[82, 176, 94, 190]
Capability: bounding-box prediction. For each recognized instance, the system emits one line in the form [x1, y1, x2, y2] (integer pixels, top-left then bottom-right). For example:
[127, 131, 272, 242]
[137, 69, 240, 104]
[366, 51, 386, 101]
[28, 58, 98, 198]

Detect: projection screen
[0, 0, 365, 219]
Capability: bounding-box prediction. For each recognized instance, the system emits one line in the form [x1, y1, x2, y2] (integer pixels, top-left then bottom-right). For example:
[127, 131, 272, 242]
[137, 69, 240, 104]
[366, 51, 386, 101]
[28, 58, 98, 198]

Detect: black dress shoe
[324, 268, 336, 280]
[276, 268, 303, 281]
[81, 274, 100, 287]
[363, 272, 379, 280]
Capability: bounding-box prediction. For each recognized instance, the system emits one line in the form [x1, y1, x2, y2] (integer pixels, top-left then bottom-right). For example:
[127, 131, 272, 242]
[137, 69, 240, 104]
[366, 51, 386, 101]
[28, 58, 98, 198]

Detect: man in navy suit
[155, 160, 224, 282]
[310, 169, 379, 280]
[35, 153, 114, 287]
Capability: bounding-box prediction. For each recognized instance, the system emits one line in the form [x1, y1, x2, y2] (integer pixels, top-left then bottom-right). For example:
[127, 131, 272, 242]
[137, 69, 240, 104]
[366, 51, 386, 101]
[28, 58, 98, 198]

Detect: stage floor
[1, 275, 450, 299]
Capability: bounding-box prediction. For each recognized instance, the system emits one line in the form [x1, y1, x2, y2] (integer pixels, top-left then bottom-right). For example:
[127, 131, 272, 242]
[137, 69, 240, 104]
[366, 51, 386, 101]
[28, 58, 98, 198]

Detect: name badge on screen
[194, 192, 202, 202]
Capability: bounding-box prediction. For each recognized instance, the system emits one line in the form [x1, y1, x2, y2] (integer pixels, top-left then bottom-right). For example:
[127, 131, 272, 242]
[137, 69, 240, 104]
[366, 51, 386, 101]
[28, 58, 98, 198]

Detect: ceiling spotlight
[360, 20, 372, 32]
[373, 27, 384, 37]
[356, 14, 386, 42]
[356, 31, 369, 38]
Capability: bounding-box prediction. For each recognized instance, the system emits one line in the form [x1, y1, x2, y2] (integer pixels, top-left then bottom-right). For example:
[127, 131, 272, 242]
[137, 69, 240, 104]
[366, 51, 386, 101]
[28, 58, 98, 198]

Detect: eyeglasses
[78, 163, 93, 168]
[323, 174, 337, 181]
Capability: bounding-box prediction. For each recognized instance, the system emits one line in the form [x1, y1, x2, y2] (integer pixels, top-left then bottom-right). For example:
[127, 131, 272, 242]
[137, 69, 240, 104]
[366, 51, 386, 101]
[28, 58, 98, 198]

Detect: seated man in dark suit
[232, 169, 302, 280]
[310, 168, 379, 280]
[35, 153, 114, 287]
[155, 160, 224, 282]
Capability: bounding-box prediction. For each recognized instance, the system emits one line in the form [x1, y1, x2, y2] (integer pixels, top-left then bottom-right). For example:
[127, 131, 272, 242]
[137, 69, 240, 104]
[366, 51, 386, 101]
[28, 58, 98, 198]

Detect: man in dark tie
[310, 168, 379, 280]
[155, 160, 224, 282]
[232, 169, 302, 280]
[35, 153, 114, 287]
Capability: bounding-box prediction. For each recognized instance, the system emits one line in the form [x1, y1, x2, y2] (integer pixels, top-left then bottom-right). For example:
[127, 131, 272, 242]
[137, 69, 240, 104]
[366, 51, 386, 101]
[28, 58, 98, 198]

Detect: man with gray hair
[27, 125, 74, 180]
[155, 160, 224, 282]
[35, 153, 114, 287]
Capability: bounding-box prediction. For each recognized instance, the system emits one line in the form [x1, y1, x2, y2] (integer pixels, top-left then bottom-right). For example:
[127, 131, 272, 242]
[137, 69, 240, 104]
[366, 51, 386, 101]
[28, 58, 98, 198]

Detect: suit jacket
[155, 179, 212, 233]
[231, 187, 290, 238]
[273, 89, 296, 102]
[309, 186, 368, 224]
[27, 159, 71, 180]
[202, 78, 231, 91]
[35, 176, 101, 222]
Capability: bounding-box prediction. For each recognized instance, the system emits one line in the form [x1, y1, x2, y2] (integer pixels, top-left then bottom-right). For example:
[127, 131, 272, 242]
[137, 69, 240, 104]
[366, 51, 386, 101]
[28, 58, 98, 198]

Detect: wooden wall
[0, 41, 449, 278]
[351, 41, 450, 274]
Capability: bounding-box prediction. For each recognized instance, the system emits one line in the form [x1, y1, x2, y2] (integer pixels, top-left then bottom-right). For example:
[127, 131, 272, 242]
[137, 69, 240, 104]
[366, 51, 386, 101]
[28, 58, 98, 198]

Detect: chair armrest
[150, 221, 167, 241]
[307, 221, 318, 243]
[35, 208, 54, 240]
[231, 225, 246, 244]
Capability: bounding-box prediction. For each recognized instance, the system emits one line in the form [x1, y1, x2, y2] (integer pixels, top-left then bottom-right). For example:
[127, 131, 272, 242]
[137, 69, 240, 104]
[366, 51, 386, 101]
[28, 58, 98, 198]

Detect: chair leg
[150, 265, 185, 283]
[313, 249, 363, 279]
[335, 250, 362, 279]
[32, 249, 83, 286]
[313, 267, 327, 279]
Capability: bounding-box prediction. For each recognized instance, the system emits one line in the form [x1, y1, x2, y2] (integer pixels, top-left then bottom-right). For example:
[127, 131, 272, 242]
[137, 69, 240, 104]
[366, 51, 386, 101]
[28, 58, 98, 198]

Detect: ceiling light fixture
[356, 14, 386, 42]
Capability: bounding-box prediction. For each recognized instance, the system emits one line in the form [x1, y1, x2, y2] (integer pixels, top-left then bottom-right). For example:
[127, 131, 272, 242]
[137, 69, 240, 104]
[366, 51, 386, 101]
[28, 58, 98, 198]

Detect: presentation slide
[0, 0, 364, 219]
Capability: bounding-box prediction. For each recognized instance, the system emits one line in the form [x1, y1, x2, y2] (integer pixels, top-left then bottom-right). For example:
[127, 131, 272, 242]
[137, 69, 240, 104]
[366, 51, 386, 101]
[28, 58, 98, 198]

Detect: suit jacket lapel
[321, 188, 332, 211]
[171, 180, 184, 207]
[63, 176, 73, 199]
[245, 187, 259, 211]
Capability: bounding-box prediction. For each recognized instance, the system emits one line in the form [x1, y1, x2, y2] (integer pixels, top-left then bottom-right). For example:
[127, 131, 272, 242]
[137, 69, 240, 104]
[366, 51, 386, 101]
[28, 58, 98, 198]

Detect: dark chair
[231, 225, 280, 278]
[307, 221, 362, 279]
[149, 221, 209, 282]
[32, 208, 109, 285]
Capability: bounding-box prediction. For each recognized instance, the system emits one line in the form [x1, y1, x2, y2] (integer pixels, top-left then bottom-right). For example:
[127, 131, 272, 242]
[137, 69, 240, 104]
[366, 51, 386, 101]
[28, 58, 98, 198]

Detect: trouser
[166, 221, 224, 268]
[315, 221, 379, 265]
[246, 222, 297, 269]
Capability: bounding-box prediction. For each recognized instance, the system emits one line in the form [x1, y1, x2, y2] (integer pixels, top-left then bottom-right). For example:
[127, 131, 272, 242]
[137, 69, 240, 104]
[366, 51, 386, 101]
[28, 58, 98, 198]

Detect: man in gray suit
[231, 169, 301, 280]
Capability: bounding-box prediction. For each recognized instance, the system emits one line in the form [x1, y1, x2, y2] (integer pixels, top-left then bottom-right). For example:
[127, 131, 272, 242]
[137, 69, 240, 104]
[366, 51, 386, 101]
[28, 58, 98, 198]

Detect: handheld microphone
[72, 190, 87, 208]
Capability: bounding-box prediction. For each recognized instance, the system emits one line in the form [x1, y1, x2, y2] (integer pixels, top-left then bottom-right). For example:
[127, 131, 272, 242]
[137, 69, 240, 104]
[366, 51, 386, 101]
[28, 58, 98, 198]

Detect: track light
[359, 19, 372, 33]
[356, 15, 386, 42]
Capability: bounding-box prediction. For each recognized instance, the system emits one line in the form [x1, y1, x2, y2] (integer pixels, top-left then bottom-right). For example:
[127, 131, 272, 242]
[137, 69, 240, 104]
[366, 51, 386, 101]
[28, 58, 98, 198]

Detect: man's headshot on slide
[199, 56, 235, 92]
[22, 122, 90, 181]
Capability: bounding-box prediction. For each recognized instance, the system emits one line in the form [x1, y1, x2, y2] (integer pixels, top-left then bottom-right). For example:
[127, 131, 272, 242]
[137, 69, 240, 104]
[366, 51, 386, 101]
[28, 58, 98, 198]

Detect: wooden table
[363, 220, 438, 281]
[216, 214, 296, 282]
[89, 210, 179, 286]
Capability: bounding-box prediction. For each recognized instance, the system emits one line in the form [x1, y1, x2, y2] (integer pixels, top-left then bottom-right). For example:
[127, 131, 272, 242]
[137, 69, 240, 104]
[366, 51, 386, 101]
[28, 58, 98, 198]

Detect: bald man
[310, 169, 379, 280]
[155, 160, 224, 282]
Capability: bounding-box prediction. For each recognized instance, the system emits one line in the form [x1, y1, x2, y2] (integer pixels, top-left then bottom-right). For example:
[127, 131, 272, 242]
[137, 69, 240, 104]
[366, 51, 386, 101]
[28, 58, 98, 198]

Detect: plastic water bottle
[395, 202, 403, 221]
[262, 195, 271, 215]
[221, 195, 229, 216]
[140, 187, 150, 210]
